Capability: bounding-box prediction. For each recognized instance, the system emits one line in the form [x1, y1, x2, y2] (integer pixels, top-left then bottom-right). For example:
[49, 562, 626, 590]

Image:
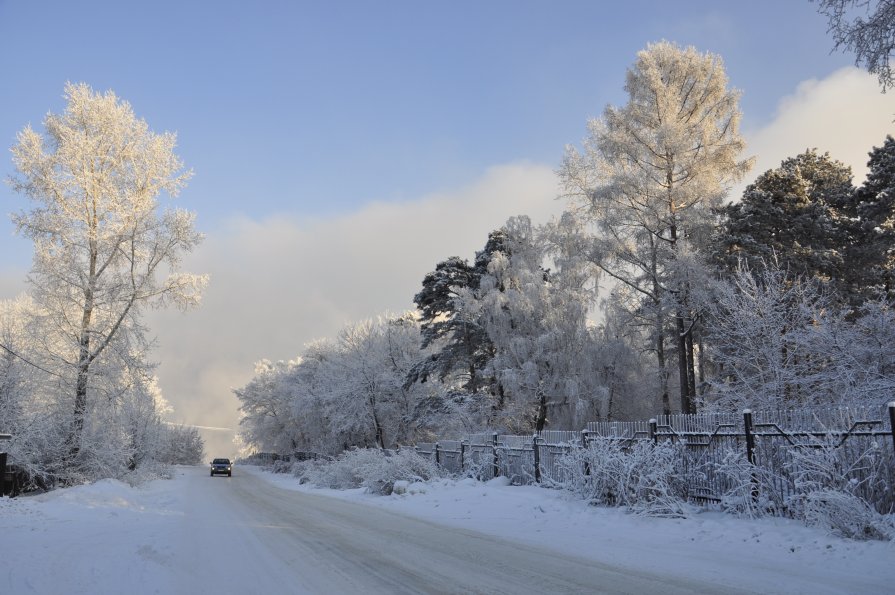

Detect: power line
[0, 342, 68, 380]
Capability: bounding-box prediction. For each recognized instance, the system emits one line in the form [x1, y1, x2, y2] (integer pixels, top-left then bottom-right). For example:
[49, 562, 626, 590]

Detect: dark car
[210, 458, 232, 477]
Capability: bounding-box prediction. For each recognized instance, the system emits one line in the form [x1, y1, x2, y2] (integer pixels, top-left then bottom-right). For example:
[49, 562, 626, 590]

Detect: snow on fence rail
[417, 403, 895, 513]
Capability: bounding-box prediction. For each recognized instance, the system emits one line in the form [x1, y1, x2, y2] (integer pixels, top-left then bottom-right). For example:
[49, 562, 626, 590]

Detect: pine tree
[852, 135, 895, 298]
[408, 231, 508, 393]
[716, 150, 856, 297]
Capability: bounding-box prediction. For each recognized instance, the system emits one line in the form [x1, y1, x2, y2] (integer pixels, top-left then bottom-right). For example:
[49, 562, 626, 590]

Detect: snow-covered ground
[0, 464, 892, 594]
[256, 467, 895, 594]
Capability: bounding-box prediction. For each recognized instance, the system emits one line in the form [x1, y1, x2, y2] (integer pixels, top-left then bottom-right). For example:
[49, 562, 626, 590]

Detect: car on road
[210, 458, 232, 477]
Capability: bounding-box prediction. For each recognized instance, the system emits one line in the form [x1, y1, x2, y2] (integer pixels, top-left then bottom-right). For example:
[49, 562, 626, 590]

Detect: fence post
[0, 433, 9, 498]
[492, 432, 499, 479]
[459, 440, 466, 474]
[743, 409, 755, 465]
[532, 434, 541, 484]
[743, 409, 759, 503]
[649, 418, 658, 445]
[434, 442, 441, 466]
[580, 429, 590, 476]
[889, 402, 895, 457]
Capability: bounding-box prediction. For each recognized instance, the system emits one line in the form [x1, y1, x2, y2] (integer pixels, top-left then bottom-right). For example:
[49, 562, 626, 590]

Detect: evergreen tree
[852, 135, 895, 298]
[408, 231, 508, 393]
[716, 150, 856, 296]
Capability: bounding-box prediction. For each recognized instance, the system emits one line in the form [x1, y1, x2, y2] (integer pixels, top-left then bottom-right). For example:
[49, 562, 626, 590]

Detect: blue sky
[1, 1, 852, 228]
[1, 1, 892, 452]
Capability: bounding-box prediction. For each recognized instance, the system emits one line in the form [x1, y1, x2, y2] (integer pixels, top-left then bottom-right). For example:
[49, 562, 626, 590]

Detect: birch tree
[560, 41, 752, 414]
[8, 83, 207, 463]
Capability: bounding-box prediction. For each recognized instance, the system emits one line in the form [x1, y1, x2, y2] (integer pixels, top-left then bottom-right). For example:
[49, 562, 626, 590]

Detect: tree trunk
[651, 240, 671, 416]
[669, 218, 696, 414]
[697, 333, 706, 397]
[686, 324, 697, 407]
[70, 268, 96, 461]
[535, 392, 548, 432]
[71, 356, 89, 459]
[369, 395, 385, 449]
[676, 315, 692, 413]
[658, 336, 670, 416]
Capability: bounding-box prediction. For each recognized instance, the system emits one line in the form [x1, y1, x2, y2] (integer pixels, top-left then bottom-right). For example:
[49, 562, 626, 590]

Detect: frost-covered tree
[704, 261, 832, 410]
[236, 313, 452, 456]
[0, 292, 196, 483]
[325, 315, 426, 449]
[852, 135, 895, 298]
[8, 83, 207, 463]
[157, 424, 204, 465]
[704, 259, 895, 410]
[715, 150, 856, 297]
[236, 359, 306, 455]
[457, 216, 630, 431]
[815, 0, 895, 90]
[561, 41, 752, 414]
[410, 259, 490, 392]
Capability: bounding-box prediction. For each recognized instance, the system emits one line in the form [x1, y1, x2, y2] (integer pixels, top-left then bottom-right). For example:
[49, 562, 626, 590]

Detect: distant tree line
[236, 41, 895, 457]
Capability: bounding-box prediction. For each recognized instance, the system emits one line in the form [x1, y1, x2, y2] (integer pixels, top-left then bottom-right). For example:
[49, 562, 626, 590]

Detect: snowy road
[173, 466, 746, 594]
[4, 466, 892, 594]
[168, 470, 748, 594]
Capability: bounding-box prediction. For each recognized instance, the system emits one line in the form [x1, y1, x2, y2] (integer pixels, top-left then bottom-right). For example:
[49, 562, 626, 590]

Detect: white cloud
[147, 162, 563, 455]
[740, 67, 895, 195]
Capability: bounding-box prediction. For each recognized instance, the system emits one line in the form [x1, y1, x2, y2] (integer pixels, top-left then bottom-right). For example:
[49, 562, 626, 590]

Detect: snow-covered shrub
[554, 439, 689, 517]
[713, 449, 787, 518]
[457, 449, 493, 481]
[268, 459, 293, 474]
[121, 460, 174, 487]
[797, 490, 894, 541]
[296, 448, 442, 495]
[785, 436, 883, 497]
[301, 451, 366, 490]
[783, 438, 895, 540]
[356, 448, 443, 495]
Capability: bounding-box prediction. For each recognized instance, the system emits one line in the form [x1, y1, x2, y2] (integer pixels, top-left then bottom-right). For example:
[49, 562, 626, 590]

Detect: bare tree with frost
[560, 41, 752, 414]
[8, 83, 207, 466]
[815, 0, 895, 90]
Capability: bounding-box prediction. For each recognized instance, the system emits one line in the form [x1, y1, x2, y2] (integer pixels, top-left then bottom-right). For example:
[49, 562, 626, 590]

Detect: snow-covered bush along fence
[270, 448, 443, 496]
[552, 438, 689, 517]
[415, 403, 895, 517]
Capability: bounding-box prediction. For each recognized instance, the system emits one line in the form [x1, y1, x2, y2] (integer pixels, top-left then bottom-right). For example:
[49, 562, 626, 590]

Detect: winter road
[172, 466, 751, 594]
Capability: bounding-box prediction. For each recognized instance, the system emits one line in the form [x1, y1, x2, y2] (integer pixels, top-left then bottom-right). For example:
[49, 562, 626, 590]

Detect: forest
[235, 41, 895, 457]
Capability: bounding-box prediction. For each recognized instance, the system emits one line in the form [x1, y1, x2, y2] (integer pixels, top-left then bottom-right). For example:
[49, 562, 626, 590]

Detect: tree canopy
[9, 83, 207, 471]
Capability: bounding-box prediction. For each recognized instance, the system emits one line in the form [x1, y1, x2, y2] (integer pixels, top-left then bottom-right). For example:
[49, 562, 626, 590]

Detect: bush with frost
[291, 448, 442, 495]
[713, 449, 787, 518]
[554, 438, 689, 517]
[785, 438, 894, 540]
[797, 489, 894, 540]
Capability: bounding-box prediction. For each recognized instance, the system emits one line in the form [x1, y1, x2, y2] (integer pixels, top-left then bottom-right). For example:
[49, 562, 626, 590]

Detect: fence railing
[416, 403, 895, 513]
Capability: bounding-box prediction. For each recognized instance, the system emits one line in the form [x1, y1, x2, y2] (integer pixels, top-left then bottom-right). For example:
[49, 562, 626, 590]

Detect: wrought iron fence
[416, 403, 895, 513]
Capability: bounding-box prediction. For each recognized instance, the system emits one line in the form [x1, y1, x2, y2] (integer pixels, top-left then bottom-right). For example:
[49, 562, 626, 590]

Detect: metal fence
[417, 403, 895, 513]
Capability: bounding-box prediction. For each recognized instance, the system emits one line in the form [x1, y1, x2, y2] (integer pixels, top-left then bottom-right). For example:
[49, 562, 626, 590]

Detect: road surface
[170, 466, 750, 594]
